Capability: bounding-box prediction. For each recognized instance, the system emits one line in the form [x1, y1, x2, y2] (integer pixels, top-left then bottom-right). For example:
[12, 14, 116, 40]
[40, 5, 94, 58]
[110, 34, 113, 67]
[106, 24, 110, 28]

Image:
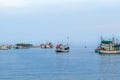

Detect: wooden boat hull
[99, 50, 120, 54]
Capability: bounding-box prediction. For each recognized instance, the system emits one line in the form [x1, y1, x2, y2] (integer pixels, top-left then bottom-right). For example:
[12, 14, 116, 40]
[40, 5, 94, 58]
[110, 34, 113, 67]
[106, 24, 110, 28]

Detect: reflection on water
[0, 47, 120, 80]
[98, 54, 120, 80]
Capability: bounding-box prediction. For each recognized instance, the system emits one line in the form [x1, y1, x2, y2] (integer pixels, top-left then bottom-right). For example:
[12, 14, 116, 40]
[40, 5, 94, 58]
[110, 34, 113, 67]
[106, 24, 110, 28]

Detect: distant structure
[15, 43, 33, 49]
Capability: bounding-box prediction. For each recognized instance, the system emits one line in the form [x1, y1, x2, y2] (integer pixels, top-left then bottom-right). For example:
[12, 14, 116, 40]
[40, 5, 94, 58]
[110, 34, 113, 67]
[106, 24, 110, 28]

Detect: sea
[0, 45, 120, 80]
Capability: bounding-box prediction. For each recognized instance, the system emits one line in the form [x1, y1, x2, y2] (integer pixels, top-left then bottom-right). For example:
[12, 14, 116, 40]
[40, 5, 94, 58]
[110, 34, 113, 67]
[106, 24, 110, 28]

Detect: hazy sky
[0, 0, 120, 45]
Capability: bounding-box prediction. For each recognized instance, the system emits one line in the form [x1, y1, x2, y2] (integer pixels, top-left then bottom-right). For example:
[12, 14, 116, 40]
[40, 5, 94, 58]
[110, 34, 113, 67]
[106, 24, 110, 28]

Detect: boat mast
[67, 37, 69, 45]
[100, 36, 103, 42]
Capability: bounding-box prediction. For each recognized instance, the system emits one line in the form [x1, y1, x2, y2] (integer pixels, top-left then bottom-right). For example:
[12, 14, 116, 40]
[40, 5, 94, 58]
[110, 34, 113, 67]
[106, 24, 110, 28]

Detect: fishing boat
[40, 44, 46, 48]
[96, 36, 120, 54]
[40, 43, 53, 48]
[0, 45, 10, 50]
[56, 44, 69, 52]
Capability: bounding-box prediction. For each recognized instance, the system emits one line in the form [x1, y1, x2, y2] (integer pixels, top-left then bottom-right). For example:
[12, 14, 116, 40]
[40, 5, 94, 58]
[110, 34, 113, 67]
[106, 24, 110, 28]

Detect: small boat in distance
[0, 45, 10, 50]
[56, 44, 70, 52]
[40, 43, 53, 48]
[14, 43, 33, 49]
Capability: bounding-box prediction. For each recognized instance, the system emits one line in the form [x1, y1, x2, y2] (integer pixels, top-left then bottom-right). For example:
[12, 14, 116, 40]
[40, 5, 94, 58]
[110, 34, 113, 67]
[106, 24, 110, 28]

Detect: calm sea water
[0, 46, 120, 80]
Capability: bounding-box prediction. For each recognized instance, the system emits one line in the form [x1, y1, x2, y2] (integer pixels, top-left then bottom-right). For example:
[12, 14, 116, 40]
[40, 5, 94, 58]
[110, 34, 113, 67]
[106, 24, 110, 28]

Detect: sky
[0, 0, 120, 45]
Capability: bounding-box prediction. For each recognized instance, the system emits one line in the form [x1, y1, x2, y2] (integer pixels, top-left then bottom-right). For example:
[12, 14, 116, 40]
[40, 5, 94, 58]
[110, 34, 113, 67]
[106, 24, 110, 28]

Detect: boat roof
[101, 40, 113, 44]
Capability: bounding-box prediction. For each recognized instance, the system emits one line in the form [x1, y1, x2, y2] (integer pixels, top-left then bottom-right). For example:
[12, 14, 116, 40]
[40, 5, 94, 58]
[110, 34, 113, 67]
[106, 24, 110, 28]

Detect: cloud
[35, 0, 120, 6]
[0, 0, 28, 7]
[0, 0, 120, 8]
[0, 0, 31, 14]
[99, 0, 120, 4]
[0, 0, 120, 15]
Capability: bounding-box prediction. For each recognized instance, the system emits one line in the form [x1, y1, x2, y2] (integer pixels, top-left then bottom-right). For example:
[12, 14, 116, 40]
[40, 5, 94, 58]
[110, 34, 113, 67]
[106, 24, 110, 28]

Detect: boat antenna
[100, 36, 103, 42]
[116, 38, 119, 44]
[67, 37, 69, 45]
[112, 34, 115, 42]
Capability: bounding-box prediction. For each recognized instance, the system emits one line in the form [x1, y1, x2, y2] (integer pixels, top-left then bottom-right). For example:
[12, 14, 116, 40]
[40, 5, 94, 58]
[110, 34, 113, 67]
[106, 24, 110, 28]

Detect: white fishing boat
[56, 44, 69, 52]
[96, 36, 120, 54]
[40, 44, 46, 48]
[0, 45, 9, 50]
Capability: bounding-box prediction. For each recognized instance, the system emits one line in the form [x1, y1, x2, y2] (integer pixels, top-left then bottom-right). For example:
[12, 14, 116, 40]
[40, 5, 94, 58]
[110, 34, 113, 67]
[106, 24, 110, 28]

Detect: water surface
[0, 46, 120, 80]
